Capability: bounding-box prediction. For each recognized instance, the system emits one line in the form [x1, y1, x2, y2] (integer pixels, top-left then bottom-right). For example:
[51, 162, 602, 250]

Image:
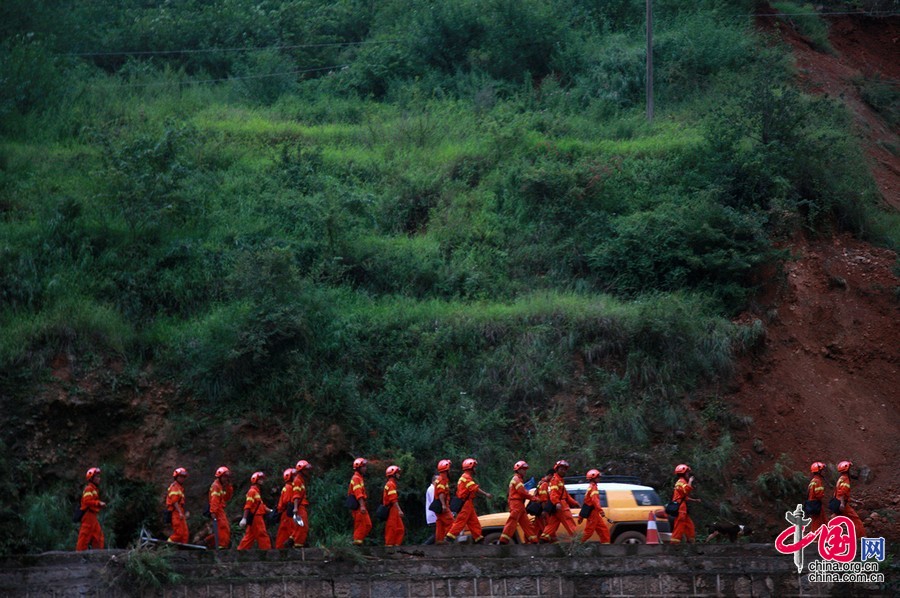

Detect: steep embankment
[727, 9, 900, 540]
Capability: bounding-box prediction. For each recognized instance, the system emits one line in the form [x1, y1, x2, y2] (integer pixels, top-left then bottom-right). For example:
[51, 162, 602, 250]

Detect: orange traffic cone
[646, 511, 660, 545]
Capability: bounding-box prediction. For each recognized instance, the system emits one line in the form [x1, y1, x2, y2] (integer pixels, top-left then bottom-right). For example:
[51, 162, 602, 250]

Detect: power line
[98, 64, 349, 89]
[68, 39, 398, 58]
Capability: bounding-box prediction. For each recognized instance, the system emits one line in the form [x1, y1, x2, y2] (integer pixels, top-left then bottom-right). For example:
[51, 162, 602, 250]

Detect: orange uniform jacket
[835, 474, 865, 537]
[290, 474, 310, 546]
[433, 472, 453, 543]
[807, 475, 828, 532]
[348, 472, 372, 544]
[166, 481, 189, 544]
[76, 482, 104, 551]
[383, 478, 405, 546]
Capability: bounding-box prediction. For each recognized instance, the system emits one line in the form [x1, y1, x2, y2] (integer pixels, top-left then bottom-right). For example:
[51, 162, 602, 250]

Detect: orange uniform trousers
[237, 515, 271, 550]
[352, 509, 372, 544]
[275, 511, 298, 548]
[501, 501, 538, 544]
[168, 510, 189, 544]
[542, 506, 577, 541]
[581, 510, 610, 543]
[808, 505, 829, 534]
[207, 509, 231, 548]
[76, 512, 104, 551]
[671, 512, 696, 543]
[841, 505, 866, 537]
[447, 500, 482, 542]
[435, 509, 453, 544]
[290, 505, 309, 546]
[384, 506, 405, 546]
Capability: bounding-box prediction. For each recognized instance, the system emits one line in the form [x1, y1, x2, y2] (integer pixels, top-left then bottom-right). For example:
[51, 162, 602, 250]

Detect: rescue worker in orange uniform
[579, 469, 610, 543]
[166, 467, 190, 544]
[500, 460, 538, 544]
[348, 457, 372, 545]
[806, 461, 829, 533]
[76, 467, 106, 551]
[433, 459, 453, 544]
[288, 460, 311, 548]
[445, 458, 493, 543]
[205, 466, 234, 549]
[670, 464, 700, 543]
[534, 469, 553, 539]
[540, 460, 580, 543]
[834, 460, 866, 537]
[274, 468, 297, 548]
[383, 465, 405, 546]
[238, 471, 272, 550]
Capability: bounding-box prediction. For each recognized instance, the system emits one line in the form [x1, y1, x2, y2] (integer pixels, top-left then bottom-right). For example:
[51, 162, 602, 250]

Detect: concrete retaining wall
[0, 544, 890, 597]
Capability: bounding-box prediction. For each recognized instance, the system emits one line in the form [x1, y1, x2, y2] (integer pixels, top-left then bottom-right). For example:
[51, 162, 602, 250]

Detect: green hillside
[0, 0, 896, 551]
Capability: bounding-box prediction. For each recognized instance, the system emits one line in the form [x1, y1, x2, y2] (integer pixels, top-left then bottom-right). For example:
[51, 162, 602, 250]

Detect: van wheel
[613, 531, 646, 545]
[483, 531, 505, 545]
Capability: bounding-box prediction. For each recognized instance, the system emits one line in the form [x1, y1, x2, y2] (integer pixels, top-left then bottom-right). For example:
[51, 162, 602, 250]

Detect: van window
[631, 490, 661, 506]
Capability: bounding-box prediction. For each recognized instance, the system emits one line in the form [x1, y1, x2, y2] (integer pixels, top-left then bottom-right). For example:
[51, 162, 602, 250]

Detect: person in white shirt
[423, 475, 438, 544]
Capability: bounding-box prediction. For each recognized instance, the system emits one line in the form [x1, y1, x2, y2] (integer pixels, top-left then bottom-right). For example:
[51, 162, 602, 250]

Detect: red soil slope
[729, 9, 900, 541]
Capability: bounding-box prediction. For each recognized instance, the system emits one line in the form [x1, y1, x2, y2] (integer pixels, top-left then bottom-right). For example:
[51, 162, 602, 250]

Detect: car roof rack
[564, 474, 642, 485]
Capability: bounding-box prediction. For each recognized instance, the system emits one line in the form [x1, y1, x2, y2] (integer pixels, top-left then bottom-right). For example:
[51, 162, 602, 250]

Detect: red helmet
[353, 457, 368, 470]
[513, 460, 529, 472]
[586, 469, 601, 481]
[250, 471, 265, 484]
[437, 459, 452, 472]
[172, 467, 188, 478]
[295, 460, 311, 472]
[85, 467, 101, 481]
[283, 468, 296, 481]
[837, 460, 852, 473]
[386, 465, 401, 477]
[462, 458, 478, 470]
[810, 462, 826, 474]
[215, 466, 230, 478]
[674, 464, 691, 475]
[554, 460, 570, 471]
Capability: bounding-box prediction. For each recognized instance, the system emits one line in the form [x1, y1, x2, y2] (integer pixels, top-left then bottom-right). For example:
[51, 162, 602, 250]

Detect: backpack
[375, 504, 391, 522]
[579, 504, 595, 519]
[828, 497, 843, 514]
[428, 498, 443, 514]
[72, 505, 85, 523]
[525, 501, 543, 516]
[803, 499, 822, 516]
[345, 494, 360, 510]
[449, 496, 465, 514]
[664, 501, 681, 517]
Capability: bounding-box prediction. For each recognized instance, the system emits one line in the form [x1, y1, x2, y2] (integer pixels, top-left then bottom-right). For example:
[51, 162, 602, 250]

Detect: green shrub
[771, 2, 833, 53]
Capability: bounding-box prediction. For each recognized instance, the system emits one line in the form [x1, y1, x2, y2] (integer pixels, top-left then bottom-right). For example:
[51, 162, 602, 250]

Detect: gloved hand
[239, 518, 247, 528]
[577, 517, 583, 525]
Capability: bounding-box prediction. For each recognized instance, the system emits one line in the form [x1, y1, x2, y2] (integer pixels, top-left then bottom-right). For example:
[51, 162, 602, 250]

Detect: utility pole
[646, 0, 654, 122]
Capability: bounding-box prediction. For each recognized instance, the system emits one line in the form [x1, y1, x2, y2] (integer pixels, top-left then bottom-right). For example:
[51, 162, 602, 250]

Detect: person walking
[499, 460, 538, 544]
[540, 460, 579, 543]
[275, 468, 296, 548]
[806, 462, 828, 533]
[579, 469, 610, 543]
[205, 466, 234, 549]
[383, 465, 405, 546]
[348, 458, 372, 545]
[237, 471, 272, 550]
[534, 469, 553, 541]
[75, 467, 106, 551]
[445, 458, 492, 543]
[288, 460, 311, 548]
[670, 464, 700, 544]
[166, 467, 190, 544]
[423, 474, 438, 544]
[834, 460, 866, 537]
[433, 460, 453, 544]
